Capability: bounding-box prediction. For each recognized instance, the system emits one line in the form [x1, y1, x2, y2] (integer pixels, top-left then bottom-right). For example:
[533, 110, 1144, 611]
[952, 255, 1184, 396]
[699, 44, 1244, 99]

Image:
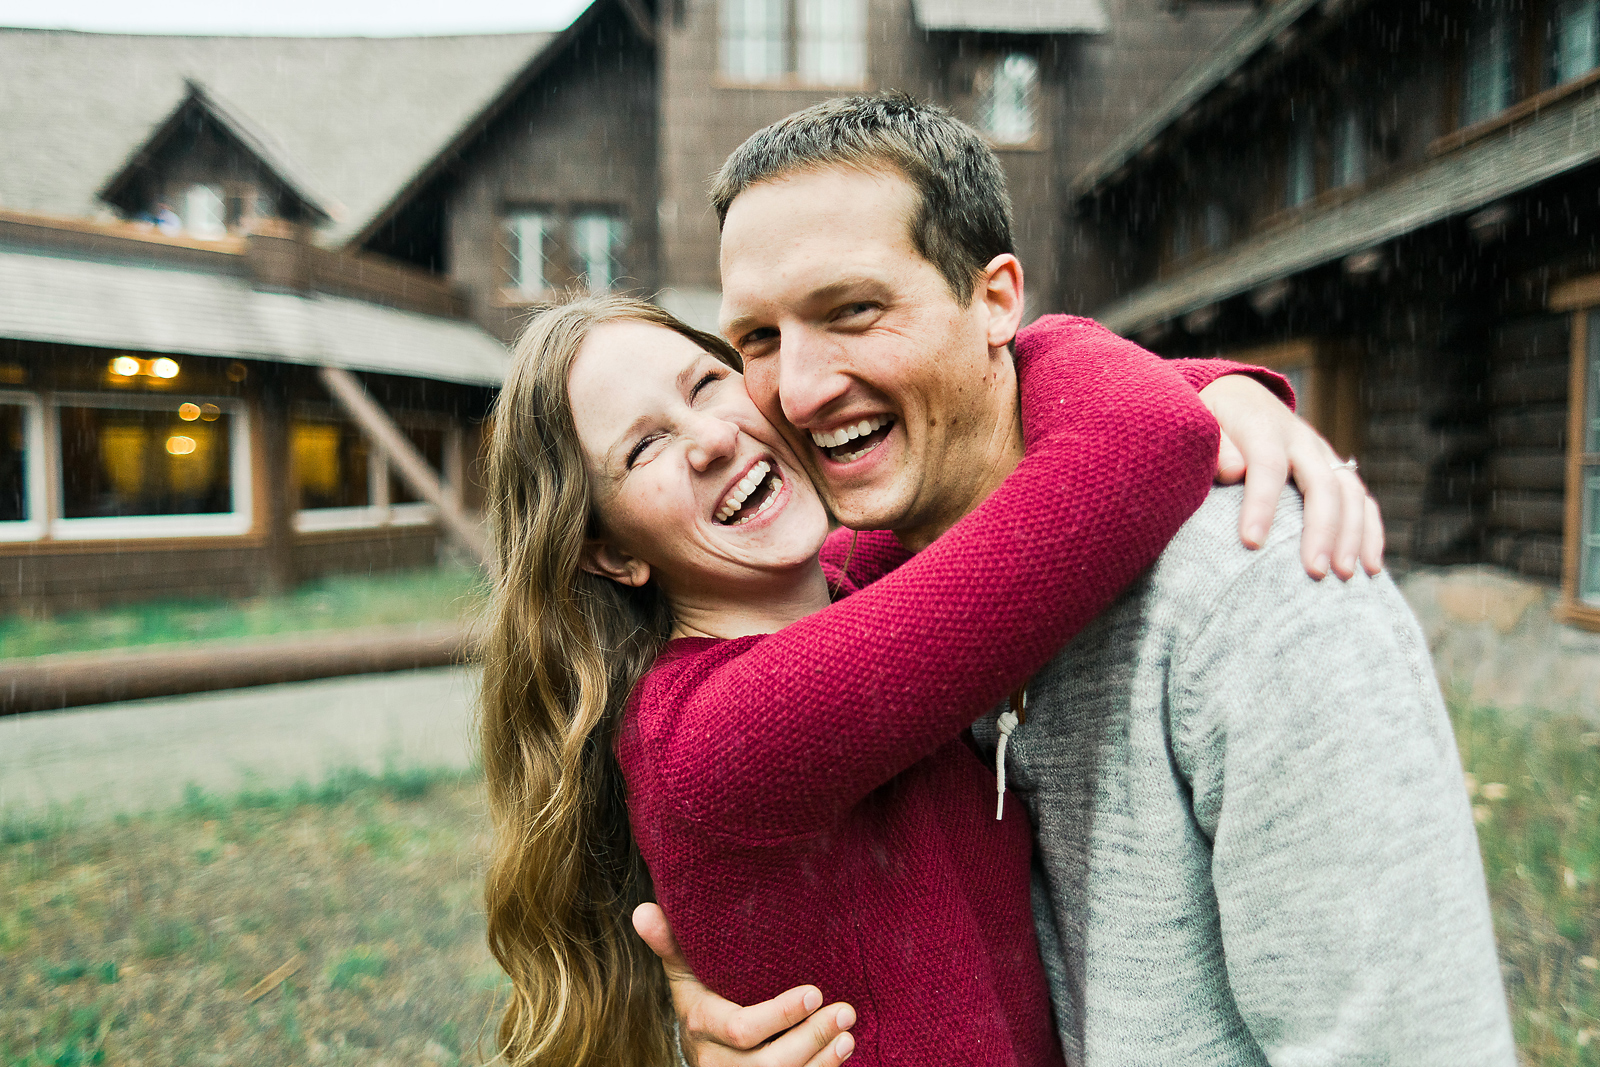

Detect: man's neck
[892, 365, 1026, 553]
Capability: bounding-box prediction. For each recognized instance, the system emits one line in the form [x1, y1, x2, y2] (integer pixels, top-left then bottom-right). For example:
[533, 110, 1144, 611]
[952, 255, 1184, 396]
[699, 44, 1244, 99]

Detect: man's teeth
[715, 461, 780, 523]
[809, 416, 889, 450]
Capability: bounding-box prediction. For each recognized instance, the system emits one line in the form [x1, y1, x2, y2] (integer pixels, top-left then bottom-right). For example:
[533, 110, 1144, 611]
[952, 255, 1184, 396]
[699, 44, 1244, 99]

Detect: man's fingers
[1237, 441, 1289, 551]
[1360, 493, 1386, 575]
[717, 987, 830, 1051]
[1215, 430, 1246, 486]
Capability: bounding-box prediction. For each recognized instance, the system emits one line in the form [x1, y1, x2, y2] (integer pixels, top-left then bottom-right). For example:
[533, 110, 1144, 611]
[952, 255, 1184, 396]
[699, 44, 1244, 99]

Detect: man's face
[718, 166, 1015, 538]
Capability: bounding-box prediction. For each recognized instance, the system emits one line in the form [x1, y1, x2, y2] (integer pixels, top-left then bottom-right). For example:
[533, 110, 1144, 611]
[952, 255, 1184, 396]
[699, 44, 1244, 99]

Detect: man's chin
[824, 491, 907, 534]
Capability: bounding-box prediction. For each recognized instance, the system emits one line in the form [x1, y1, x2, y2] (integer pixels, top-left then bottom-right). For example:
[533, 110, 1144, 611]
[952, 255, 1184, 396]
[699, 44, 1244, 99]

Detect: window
[54, 394, 249, 538]
[1330, 108, 1366, 189]
[0, 395, 45, 541]
[722, 0, 789, 82]
[1285, 108, 1316, 209]
[292, 407, 454, 532]
[572, 213, 628, 293]
[1567, 310, 1600, 609]
[799, 0, 866, 85]
[1202, 203, 1230, 252]
[389, 424, 446, 510]
[1549, 0, 1600, 86]
[979, 54, 1040, 146]
[1462, 10, 1515, 126]
[183, 184, 227, 239]
[719, 0, 865, 85]
[503, 211, 552, 297]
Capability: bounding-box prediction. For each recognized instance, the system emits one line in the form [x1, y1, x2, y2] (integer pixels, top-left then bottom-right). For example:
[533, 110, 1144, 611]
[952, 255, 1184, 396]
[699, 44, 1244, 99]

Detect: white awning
[0, 245, 507, 385]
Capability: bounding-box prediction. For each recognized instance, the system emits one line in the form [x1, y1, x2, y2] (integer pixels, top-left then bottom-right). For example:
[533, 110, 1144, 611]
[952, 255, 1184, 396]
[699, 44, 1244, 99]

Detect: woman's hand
[633, 903, 857, 1067]
[1198, 374, 1384, 580]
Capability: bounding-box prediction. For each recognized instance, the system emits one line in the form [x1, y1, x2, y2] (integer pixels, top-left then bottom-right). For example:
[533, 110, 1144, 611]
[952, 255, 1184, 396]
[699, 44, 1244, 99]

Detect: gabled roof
[910, 0, 1107, 34]
[0, 27, 553, 244]
[349, 0, 651, 251]
[99, 80, 339, 226]
[1070, 0, 1330, 199]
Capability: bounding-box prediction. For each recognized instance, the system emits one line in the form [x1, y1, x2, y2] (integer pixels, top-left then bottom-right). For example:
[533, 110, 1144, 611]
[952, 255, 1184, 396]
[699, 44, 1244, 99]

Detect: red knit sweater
[618, 318, 1281, 1065]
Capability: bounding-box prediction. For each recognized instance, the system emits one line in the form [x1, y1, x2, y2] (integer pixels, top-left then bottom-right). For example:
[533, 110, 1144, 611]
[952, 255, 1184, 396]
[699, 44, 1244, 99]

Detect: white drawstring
[995, 709, 1019, 821]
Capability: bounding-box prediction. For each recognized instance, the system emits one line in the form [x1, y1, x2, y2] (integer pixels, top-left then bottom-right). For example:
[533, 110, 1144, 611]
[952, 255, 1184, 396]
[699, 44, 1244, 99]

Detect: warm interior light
[110, 356, 140, 377]
[165, 435, 197, 456]
[151, 358, 180, 379]
[178, 403, 201, 421]
[199, 403, 221, 422]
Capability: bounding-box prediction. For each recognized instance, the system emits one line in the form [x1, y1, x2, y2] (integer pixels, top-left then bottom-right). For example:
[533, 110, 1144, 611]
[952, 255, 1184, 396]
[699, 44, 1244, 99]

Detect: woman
[479, 295, 1287, 1067]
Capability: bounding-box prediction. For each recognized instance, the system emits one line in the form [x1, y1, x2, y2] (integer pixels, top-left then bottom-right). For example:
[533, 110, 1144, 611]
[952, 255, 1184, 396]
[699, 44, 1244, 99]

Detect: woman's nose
[683, 414, 739, 471]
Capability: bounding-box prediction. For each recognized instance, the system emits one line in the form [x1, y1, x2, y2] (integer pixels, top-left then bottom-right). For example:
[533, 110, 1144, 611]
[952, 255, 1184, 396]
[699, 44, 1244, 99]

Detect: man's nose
[683, 413, 739, 471]
[777, 328, 852, 429]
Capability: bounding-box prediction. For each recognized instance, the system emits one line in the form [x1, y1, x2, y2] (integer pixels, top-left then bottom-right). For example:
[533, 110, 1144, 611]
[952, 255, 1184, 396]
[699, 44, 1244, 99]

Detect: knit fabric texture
[619, 317, 1244, 1066]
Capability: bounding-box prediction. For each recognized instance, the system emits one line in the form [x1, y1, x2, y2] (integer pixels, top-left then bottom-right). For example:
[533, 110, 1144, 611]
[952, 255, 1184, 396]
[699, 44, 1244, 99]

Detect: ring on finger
[1330, 458, 1358, 473]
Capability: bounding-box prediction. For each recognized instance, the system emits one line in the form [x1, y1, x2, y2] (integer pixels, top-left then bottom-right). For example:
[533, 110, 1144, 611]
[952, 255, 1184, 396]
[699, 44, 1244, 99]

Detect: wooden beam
[317, 366, 492, 570]
[1551, 273, 1600, 313]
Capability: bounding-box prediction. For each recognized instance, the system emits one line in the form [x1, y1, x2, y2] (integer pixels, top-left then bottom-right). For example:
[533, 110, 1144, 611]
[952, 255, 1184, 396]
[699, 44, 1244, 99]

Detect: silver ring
[1331, 458, 1359, 473]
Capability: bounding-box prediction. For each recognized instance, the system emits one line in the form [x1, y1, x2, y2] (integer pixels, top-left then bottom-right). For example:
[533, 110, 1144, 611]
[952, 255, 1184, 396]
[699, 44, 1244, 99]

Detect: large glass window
[572, 213, 628, 293]
[722, 0, 788, 83]
[798, 0, 865, 85]
[1549, 0, 1600, 86]
[979, 54, 1040, 146]
[389, 424, 447, 509]
[0, 396, 43, 539]
[293, 412, 373, 513]
[183, 183, 227, 239]
[1462, 11, 1515, 126]
[1578, 311, 1600, 604]
[503, 211, 552, 297]
[55, 396, 248, 537]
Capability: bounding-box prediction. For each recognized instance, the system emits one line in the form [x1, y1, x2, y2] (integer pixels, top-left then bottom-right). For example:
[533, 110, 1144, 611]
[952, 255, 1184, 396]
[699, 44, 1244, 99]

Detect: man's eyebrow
[722, 277, 890, 341]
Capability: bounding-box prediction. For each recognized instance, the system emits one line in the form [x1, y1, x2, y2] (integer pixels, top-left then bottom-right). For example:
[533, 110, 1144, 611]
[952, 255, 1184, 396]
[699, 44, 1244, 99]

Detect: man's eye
[626, 434, 661, 469]
[740, 327, 779, 355]
[838, 302, 876, 319]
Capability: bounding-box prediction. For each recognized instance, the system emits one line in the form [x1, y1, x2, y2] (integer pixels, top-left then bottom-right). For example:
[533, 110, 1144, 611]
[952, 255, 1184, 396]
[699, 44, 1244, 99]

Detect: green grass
[0, 564, 486, 660]
[1454, 702, 1600, 1063]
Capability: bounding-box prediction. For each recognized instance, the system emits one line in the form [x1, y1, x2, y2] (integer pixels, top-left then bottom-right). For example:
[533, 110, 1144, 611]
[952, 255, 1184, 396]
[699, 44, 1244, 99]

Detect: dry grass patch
[0, 771, 503, 1066]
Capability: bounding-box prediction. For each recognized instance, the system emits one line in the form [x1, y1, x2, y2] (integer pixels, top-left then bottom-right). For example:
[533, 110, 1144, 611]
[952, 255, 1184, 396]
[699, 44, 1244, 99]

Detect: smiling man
[637, 94, 1513, 1067]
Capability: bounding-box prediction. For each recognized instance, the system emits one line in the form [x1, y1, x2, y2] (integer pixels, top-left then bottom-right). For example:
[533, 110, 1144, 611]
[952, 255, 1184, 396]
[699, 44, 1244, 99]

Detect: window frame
[49, 391, 252, 541]
[716, 0, 868, 89]
[0, 391, 48, 543]
[290, 404, 455, 534]
[1546, 276, 1600, 628]
[500, 209, 555, 301]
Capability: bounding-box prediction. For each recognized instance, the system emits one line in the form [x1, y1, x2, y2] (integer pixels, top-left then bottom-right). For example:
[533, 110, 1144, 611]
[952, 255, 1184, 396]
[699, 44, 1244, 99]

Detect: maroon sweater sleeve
[634, 318, 1220, 843]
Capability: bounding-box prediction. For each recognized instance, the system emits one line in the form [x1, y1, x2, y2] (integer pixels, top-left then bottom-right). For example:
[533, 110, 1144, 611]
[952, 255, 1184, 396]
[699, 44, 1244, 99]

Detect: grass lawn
[0, 703, 1596, 1064]
[0, 565, 488, 660]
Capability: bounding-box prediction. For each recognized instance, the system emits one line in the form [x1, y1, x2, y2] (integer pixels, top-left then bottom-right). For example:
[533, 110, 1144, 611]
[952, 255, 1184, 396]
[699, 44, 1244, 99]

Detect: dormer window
[573, 212, 627, 293]
[182, 184, 227, 239]
[1330, 109, 1366, 189]
[720, 0, 866, 86]
[500, 208, 628, 299]
[979, 54, 1040, 146]
[503, 210, 552, 297]
[1285, 106, 1316, 209]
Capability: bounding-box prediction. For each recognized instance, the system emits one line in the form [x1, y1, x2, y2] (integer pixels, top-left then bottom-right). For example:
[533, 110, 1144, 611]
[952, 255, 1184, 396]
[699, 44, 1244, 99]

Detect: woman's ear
[581, 540, 652, 588]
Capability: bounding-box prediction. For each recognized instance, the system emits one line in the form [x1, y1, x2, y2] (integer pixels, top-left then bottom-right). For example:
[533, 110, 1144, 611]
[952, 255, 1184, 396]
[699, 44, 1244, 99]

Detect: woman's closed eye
[625, 432, 663, 470]
[689, 370, 725, 401]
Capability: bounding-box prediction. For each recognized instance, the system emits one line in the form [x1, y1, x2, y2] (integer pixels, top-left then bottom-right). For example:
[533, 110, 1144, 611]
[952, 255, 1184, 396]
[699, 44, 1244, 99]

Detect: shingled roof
[0, 27, 553, 245]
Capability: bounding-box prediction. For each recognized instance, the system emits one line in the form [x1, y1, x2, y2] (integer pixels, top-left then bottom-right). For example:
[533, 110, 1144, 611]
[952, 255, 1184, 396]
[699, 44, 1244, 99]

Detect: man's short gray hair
[710, 92, 1015, 306]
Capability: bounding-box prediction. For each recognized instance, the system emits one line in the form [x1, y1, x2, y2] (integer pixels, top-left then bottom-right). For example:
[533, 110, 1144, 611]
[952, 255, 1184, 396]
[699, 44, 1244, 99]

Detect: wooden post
[316, 366, 492, 570]
[257, 368, 297, 594]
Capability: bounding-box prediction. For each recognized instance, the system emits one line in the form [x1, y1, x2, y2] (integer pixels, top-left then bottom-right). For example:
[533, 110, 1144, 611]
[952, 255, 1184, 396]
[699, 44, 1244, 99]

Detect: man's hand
[632, 903, 856, 1067]
[1198, 375, 1383, 580]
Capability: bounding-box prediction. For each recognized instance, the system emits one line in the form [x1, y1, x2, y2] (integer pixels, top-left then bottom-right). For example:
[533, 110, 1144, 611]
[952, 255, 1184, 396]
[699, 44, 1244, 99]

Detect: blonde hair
[480, 294, 740, 1066]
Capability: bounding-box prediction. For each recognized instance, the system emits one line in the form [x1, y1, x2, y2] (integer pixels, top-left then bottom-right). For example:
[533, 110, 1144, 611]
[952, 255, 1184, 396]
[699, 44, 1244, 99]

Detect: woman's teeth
[810, 416, 890, 450]
[715, 461, 783, 524]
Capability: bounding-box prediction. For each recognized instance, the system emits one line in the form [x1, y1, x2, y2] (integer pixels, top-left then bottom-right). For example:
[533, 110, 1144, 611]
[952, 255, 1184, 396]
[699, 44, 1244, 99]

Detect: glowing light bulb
[151, 358, 180, 379]
[178, 403, 201, 421]
[165, 435, 197, 456]
[110, 356, 140, 377]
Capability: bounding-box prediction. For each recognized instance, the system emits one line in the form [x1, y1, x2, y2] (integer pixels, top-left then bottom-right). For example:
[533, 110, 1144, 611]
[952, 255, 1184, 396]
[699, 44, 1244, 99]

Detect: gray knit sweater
[970, 485, 1515, 1066]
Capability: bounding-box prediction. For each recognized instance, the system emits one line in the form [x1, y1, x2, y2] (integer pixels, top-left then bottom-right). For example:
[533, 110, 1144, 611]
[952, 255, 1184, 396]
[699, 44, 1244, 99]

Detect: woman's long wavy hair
[480, 293, 741, 1067]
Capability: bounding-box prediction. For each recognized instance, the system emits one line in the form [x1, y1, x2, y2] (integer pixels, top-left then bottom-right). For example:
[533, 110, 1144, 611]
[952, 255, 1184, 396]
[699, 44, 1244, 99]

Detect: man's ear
[580, 540, 652, 588]
[978, 253, 1025, 353]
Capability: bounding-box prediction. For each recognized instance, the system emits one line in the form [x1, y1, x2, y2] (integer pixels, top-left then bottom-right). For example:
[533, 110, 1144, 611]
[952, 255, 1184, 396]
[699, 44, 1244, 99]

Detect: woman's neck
[667, 559, 835, 641]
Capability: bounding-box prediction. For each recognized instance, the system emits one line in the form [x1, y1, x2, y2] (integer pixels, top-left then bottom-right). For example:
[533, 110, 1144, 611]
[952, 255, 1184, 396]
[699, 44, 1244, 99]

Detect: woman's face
[568, 319, 831, 598]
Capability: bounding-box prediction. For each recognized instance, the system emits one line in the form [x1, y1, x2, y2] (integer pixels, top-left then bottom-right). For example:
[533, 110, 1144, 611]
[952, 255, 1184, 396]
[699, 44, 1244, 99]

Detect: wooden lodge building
[0, 0, 1257, 612]
[1071, 0, 1600, 630]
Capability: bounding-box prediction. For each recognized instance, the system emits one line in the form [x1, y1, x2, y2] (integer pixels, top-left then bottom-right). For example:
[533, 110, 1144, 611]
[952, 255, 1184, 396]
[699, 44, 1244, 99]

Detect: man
[637, 94, 1513, 1065]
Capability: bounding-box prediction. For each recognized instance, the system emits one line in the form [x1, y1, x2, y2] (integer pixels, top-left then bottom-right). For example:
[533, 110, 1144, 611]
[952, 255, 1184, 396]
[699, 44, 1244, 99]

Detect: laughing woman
[479, 295, 1283, 1067]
